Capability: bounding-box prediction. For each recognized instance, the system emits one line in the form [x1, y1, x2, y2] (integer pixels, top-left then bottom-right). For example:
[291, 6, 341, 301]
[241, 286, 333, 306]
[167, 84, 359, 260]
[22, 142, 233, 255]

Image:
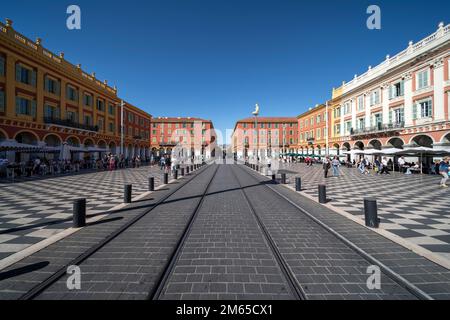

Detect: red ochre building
[150, 117, 216, 159]
[231, 117, 298, 159]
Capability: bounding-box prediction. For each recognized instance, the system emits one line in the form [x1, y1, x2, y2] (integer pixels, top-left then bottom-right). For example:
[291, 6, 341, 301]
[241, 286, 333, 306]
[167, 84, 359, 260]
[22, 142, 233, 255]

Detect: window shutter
[31, 70, 37, 87]
[389, 110, 392, 124]
[0, 56, 5, 76]
[31, 100, 37, 118]
[412, 103, 417, 120]
[74, 89, 78, 101]
[400, 81, 404, 96]
[44, 77, 49, 92]
[0, 90, 4, 111]
[44, 105, 49, 118]
[55, 81, 60, 95]
[15, 97, 21, 115]
[16, 64, 21, 81]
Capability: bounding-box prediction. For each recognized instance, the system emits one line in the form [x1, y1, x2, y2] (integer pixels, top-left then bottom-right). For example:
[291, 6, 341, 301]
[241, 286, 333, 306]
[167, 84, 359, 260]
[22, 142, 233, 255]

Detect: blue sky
[2, 0, 449, 143]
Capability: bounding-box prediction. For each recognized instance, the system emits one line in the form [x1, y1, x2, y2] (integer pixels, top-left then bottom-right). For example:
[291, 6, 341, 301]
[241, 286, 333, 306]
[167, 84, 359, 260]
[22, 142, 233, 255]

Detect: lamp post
[252, 104, 259, 164]
[120, 100, 125, 155]
[325, 100, 329, 156]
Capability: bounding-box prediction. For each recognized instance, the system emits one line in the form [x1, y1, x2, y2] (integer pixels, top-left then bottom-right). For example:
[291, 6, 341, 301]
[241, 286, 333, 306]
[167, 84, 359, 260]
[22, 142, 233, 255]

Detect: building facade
[297, 104, 331, 156]
[0, 19, 152, 162]
[150, 117, 216, 159]
[232, 117, 298, 159]
[328, 22, 450, 159]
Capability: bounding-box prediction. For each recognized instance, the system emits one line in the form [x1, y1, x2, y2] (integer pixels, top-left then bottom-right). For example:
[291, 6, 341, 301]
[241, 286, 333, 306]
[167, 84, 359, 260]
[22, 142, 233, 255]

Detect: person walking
[323, 157, 331, 178]
[439, 158, 449, 188]
[331, 156, 340, 177]
[379, 157, 390, 175]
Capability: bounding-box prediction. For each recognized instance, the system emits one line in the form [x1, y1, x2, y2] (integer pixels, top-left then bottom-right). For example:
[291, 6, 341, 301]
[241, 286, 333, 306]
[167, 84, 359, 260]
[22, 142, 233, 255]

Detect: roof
[152, 117, 212, 123]
[235, 117, 298, 123]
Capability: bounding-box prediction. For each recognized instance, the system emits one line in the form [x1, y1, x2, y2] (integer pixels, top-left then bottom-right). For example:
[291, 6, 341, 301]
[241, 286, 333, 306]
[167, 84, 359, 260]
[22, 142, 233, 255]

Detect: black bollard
[281, 173, 286, 184]
[186, 166, 190, 174]
[149, 177, 154, 191]
[318, 184, 326, 204]
[190, 165, 193, 172]
[272, 174, 276, 181]
[181, 168, 185, 176]
[124, 184, 132, 203]
[163, 173, 169, 184]
[364, 198, 380, 228]
[73, 198, 86, 228]
[174, 170, 178, 180]
[256, 165, 259, 172]
[295, 177, 302, 191]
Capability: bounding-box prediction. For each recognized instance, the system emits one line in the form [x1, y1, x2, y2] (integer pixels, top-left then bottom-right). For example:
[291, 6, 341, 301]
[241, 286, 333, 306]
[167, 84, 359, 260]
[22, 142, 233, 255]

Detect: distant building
[150, 117, 216, 159]
[231, 117, 298, 159]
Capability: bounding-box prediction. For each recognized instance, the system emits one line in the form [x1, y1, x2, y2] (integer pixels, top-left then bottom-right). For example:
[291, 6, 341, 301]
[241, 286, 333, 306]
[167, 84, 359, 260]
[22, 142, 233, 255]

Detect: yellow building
[0, 18, 152, 161]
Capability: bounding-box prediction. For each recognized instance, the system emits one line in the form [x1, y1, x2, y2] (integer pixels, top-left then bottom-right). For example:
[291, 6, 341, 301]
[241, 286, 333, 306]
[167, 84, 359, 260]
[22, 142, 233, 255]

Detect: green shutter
[15, 64, 21, 81]
[15, 97, 21, 115]
[412, 104, 417, 120]
[31, 70, 37, 87]
[389, 110, 392, 124]
[31, 100, 37, 118]
[0, 90, 4, 112]
[0, 56, 5, 76]
[55, 81, 60, 95]
[400, 81, 404, 96]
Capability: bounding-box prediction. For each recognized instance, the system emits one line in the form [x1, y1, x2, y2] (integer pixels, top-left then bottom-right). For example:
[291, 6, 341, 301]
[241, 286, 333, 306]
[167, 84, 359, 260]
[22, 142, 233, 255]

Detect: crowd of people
[0, 153, 152, 179]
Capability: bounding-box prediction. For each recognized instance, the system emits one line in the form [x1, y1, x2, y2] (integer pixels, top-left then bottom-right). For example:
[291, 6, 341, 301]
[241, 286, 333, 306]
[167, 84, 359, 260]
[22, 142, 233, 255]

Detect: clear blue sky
[2, 0, 449, 143]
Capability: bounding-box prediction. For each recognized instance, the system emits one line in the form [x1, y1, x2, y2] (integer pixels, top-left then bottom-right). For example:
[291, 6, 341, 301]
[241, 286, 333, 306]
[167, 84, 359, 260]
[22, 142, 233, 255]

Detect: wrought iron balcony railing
[44, 117, 99, 132]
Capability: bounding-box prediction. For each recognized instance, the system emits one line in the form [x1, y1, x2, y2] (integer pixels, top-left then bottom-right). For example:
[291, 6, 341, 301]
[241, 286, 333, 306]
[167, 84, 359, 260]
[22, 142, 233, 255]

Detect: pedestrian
[379, 157, 390, 175]
[331, 156, 340, 177]
[398, 156, 405, 173]
[323, 157, 331, 178]
[439, 157, 449, 188]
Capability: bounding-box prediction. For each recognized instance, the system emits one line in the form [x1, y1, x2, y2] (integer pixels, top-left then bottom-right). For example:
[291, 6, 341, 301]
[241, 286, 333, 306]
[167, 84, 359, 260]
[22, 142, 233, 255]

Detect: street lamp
[119, 100, 125, 155]
[252, 104, 260, 164]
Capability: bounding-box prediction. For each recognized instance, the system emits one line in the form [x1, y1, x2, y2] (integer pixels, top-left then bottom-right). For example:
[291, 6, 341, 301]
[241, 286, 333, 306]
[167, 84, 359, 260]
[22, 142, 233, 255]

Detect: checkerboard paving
[0, 166, 166, 261]
[273, 163, 450, 263]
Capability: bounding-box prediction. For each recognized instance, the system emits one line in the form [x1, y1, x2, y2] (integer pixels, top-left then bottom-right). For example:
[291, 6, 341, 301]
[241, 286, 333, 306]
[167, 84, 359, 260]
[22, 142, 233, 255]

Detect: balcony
[350, 122, 404, 138]
[44, 117, 99, 132]
[133, 135, 143, 140]
[306, 137, 315, 145]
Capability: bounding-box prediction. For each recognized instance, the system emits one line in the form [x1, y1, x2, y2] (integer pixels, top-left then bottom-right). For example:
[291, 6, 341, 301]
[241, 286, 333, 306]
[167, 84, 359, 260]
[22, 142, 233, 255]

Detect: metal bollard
[181, 168, 185, 176]
[73, 198, 86, 228]
[256, 165, 259, 172]
[272, 174, 276, 181]
[124, 184, 132, 203]
[364, 198, 380, 228]
[190, 165, 193, 172]
[163, 173, 169, 184]
[186, 166, 190, 174]
[295, 177, 302, 191]
[281, 173, 286, 184]
[174, 170, 178, 180]
[149, 177, 154, 191]
[318, 184, 326, 204]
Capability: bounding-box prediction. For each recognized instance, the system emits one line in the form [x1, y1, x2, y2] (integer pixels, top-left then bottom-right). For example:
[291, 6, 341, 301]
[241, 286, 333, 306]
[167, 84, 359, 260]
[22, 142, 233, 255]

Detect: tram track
[235, 164, 433, 300]
[17, 163, 213, 300]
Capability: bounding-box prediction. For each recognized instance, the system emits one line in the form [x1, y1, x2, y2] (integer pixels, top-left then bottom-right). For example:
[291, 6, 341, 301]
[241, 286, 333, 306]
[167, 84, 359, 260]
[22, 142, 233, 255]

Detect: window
[344, 121, 352, 134]
[16, 64, 36, 86]
[390, 81, 404, 99]
[372, 113, 382, 129]
[109, 122, 115, 133]
[334, 124, 341, 135]
[15, 97, 36, 117]
[84, 115, 92, 126]
[334, 107, 341, 118]
[0, 88, 4, 113]
[357, 117, 365, 130]
[416, 69, 429, 90]
[128, 113, 134, 122]
[67, 111, 77, 123]
[66, 85, 78, 101]
[343, 102, 351, 115]
[97, 99, 105, 111]
[316, 128, 321, 139]
[391, 107, 404, 124]
[370, 90, 380, 106]
[44, 105, 60, 119]
[0, 55, 5, 76]
[84, 93, 93, 106]
[44, 76, 60, 95]
[98, 119, 104, 131]
[108, 103, 115, 115]
[317, 115, 321, 124]
[413, 99, 432, 119]
[357, 96, 364, 111]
